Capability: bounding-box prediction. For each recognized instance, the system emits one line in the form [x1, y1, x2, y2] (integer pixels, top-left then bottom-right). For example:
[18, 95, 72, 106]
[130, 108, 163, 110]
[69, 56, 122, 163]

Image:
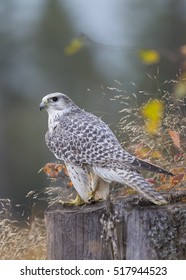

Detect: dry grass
[0, 185, 73, 259]
[107, 78, 186, 172]
[0, 216, 46, 259]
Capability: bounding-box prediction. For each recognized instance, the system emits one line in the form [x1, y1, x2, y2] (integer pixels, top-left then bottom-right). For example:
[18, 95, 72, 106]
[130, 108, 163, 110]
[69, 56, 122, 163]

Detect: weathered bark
[45, 201, 113, 259]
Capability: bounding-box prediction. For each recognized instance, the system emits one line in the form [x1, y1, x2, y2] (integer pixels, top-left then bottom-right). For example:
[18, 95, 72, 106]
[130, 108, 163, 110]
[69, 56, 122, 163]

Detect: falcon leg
[96, 178, 110, 200]
[88, 175, 110, 201]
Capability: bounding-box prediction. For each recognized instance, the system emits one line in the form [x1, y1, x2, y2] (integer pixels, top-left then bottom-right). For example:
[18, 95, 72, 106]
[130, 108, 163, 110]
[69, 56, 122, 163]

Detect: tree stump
[45, 191, 186, 260]
[45, 201, 113, 259]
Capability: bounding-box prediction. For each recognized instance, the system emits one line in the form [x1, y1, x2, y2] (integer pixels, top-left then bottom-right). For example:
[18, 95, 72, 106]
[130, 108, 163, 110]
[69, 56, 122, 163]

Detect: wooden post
[45, 191, 186, 260]
[44, 201, 114, 259]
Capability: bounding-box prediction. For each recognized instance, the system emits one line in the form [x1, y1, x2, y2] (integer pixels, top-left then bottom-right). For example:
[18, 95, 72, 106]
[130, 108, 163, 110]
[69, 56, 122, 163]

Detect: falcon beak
[39, 101, 47, 111]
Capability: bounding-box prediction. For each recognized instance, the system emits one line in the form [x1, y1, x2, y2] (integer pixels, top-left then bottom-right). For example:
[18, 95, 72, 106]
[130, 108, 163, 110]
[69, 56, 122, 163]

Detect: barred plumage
[40, 92, 173, 205]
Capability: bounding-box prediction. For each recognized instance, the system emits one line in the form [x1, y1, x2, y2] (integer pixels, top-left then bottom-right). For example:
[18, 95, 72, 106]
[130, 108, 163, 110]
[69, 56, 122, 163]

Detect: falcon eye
[51, 97, 58, 102]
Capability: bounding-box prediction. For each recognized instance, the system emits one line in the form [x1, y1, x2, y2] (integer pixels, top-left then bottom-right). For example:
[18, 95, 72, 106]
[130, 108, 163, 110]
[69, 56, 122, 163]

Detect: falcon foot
[65, 194, 85, 206]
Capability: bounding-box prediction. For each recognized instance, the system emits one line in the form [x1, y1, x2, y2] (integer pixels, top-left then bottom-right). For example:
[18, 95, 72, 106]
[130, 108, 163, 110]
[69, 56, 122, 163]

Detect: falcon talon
[40, 92, 173, 205]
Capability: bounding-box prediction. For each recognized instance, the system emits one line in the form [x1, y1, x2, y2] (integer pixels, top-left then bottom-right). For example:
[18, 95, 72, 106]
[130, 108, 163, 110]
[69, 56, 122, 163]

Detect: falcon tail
[120, 170, 168, 205]
[132, 158, 174, 176]
[93, 167, 168, 205]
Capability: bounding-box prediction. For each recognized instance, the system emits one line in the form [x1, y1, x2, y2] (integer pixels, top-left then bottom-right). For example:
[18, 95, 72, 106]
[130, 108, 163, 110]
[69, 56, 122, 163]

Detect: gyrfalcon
[40, 92, 173, 205]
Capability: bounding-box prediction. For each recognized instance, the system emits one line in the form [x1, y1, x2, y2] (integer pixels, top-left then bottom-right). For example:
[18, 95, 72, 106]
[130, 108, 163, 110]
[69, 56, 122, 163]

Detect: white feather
[92, 166, 127, 183]
[65, 163, 93, 202]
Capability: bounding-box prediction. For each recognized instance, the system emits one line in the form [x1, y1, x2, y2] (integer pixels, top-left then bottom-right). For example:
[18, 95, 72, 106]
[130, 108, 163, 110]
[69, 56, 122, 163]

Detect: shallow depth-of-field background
[0, 0, 186, 259]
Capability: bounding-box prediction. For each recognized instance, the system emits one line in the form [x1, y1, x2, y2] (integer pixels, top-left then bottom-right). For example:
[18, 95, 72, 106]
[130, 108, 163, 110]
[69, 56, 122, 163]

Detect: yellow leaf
[141, 99, 164, 134]
[64, 38, 84, 56]
[138, 49, 160, 65]
[151, 150, 162, 159]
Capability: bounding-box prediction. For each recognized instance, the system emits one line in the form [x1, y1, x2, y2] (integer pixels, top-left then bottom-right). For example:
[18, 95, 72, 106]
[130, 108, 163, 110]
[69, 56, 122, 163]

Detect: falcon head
[39, 92, 75, 113]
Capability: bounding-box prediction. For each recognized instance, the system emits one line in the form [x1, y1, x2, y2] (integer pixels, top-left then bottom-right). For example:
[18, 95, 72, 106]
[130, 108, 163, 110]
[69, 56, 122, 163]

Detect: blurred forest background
[0, 0, 186, 209]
